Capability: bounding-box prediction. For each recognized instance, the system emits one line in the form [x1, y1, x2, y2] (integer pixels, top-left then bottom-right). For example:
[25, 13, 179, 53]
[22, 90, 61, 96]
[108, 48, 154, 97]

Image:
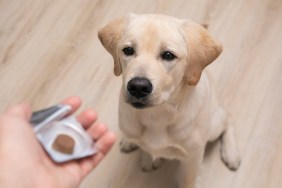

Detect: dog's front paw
[119, 140, 139, 153]
[141, 152, 163, 172]
[142, 158, 163, 172]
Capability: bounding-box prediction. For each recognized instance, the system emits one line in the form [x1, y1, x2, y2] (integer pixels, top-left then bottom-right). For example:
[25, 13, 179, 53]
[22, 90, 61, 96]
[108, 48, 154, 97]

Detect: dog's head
[98, 14, 222, 109]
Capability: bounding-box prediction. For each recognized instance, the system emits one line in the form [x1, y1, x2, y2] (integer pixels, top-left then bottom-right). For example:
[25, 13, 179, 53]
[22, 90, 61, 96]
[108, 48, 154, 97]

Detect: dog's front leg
[119, 114, 143, 153]
[178, 150, 204, 188]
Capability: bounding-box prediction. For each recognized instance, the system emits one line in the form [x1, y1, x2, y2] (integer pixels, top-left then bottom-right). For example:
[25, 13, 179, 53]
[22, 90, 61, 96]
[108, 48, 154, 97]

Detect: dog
[98, 13, 240, 188]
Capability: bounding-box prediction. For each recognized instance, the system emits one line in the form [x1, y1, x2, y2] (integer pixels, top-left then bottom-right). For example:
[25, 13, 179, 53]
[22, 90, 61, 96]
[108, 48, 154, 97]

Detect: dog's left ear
[181, 21, 223, 85]
[98, 17, 127, 76]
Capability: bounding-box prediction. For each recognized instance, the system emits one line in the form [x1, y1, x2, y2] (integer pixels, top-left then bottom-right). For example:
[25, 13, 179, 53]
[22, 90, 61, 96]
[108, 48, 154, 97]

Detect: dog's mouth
[125, 97, 153, 109]
[130, 102, 150, 109]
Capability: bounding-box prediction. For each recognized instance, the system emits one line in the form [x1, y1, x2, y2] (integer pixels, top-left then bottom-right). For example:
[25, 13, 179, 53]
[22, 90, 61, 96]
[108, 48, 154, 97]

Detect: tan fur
[181, 21, 223, 85]
[98, 13, 240, 188]
[98, 18, 126, 76]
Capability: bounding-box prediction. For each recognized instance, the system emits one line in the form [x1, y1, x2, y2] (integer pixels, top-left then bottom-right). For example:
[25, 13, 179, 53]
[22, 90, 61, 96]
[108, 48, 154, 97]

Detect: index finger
[60, 96, 82, 114]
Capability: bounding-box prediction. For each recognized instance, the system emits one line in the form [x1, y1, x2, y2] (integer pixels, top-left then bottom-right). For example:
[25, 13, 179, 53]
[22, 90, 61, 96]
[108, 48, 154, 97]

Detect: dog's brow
[160, 42, 176, 51]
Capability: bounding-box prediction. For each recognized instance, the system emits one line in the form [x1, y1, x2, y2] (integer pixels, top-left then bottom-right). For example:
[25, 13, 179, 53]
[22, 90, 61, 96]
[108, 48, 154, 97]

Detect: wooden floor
[1, 0, 282, 187]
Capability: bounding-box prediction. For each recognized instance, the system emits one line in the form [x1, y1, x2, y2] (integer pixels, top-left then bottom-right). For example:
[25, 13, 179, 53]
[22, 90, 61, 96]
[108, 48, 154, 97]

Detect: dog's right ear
[98, 17, 126, 76]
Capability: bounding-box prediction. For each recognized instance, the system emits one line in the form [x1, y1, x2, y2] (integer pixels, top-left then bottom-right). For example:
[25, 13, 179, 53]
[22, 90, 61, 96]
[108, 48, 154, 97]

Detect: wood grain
[0, 0, 281, 187]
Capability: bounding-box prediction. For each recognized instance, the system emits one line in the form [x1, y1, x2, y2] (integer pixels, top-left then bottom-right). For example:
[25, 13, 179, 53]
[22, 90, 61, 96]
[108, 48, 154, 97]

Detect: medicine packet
[30, 104, 96, 163]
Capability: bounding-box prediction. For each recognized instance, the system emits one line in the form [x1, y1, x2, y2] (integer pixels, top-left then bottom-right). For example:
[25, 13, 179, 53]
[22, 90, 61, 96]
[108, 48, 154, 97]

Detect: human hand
[0, 96, 116, 188]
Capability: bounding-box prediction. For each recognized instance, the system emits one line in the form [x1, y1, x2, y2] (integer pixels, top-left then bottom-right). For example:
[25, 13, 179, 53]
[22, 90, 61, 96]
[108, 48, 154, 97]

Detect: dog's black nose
[127, 77, 153, 99]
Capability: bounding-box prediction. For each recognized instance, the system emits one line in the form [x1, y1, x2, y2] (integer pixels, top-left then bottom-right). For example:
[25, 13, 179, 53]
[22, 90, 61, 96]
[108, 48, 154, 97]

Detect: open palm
[0, 96, 116, 188]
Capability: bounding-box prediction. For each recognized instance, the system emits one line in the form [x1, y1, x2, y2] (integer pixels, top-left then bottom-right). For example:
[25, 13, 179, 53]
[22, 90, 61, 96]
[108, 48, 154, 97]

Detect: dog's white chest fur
[120, 102, 194, 160]
[139, 106, 176, 151]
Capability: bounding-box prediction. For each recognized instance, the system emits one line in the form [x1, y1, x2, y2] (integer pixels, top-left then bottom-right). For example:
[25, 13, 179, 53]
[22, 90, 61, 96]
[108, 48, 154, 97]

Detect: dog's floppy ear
[181, 21, 222, 85]
[98, 17, 126, 76]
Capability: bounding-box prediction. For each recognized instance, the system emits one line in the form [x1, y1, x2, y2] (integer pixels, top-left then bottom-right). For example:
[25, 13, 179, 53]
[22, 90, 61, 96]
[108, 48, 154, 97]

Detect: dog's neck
[168, 76, 208, 110]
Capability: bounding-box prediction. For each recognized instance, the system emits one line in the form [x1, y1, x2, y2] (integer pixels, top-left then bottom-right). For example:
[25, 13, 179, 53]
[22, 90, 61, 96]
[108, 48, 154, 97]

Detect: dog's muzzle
[126, 77, 153, 109]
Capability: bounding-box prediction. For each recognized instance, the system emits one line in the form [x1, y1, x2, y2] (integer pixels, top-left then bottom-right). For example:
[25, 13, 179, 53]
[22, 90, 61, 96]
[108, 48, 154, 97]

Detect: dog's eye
[122, 47, 135, 56]
[161, 51, 176, 61]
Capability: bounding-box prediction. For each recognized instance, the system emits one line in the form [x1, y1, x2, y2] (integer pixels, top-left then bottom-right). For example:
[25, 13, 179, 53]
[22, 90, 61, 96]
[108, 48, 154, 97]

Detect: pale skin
[0, 96, 116, 188]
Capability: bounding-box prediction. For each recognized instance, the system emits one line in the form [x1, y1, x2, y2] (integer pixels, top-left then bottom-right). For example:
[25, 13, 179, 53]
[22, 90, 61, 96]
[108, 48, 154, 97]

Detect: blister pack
[30, 104, 96, 163]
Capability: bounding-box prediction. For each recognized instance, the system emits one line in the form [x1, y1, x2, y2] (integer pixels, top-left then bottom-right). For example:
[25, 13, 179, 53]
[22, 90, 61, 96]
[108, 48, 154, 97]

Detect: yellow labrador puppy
[98, 13, 240, 188]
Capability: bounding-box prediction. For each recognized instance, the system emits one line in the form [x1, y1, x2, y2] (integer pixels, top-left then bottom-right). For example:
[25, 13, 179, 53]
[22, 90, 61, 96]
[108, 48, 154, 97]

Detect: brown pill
[52, 134, 75, 154]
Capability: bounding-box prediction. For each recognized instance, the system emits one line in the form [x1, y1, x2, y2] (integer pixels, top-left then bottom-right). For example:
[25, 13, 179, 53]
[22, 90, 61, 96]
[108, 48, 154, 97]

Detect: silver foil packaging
[30, 104, 96, 163]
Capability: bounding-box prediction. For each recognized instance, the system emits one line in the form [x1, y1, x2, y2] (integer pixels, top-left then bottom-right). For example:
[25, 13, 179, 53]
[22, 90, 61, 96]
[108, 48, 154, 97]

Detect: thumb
[6, 103, 32, 120]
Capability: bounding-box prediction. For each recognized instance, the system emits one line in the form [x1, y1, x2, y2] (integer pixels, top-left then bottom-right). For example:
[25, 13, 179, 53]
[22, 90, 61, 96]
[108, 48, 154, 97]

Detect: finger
[72, 132, 116, 178]
[6, 103, 31, 119]
[87, 123, 108, 140]
[91, 152, 104, 168]
[78, 153, 104, 178]
[61, 96, 82, 114]
[78, 157, 93, 178]
[76, 109, 97, 129]
[95, 132, 116, 155]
